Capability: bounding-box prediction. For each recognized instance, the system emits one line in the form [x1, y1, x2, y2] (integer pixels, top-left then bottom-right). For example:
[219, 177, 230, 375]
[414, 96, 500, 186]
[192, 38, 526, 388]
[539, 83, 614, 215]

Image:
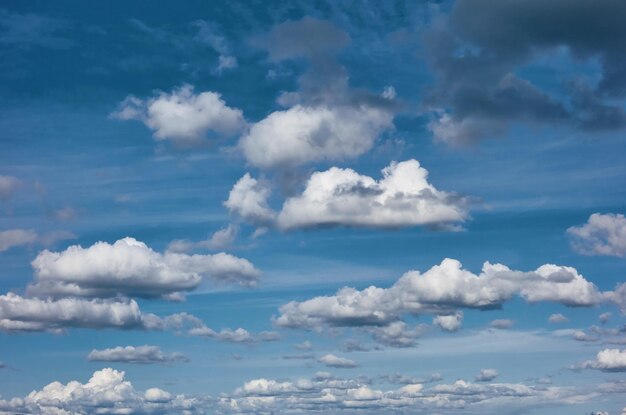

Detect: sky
[0, 0, 626, 414]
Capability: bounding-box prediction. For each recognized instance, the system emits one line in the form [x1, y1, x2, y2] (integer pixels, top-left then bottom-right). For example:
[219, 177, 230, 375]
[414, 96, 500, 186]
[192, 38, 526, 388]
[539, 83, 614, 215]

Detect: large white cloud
[87, 345, 188, 364]
[567, 213, 626, 257]
[275, 258, 605, 343]
[27, 237, 261, 299]
[111, 84, 246, 144]
[239, 105, 393, 168]
[226, 160, 468, 230]
[0, 293, 160, 333]
[0, 368, 205, 414]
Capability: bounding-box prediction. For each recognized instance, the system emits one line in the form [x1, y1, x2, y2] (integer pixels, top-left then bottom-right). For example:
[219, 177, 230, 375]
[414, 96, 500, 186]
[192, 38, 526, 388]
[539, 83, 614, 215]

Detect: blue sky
[1, 1, 626, 414]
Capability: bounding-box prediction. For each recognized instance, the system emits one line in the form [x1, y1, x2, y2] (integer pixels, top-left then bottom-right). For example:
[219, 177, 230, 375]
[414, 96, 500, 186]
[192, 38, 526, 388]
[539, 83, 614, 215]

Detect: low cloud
[87, 345, 188, 364]
[567, 213, 626, 257]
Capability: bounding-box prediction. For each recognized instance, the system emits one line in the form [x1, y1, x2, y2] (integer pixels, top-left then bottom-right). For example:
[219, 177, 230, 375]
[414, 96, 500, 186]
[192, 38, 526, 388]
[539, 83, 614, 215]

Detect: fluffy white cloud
[239, 105, 393, 168]
[225, 174, 276, 226]
[475, 369, 499, 382]
[27, 237, 260, 299]
[318, 354, 358, 368]
[567, 213, 626, 257]
[275, 258, 606, 345]
[226, 160, 468, 231]
[580, 349, 626, 372]
[0, 368, 205, 414]
[87, 345, 188, 364]
[111, 84, 246, 144]
[433, 311, 463, 332]
[0, 175, 20, 200]
[0, 293, 160, 333]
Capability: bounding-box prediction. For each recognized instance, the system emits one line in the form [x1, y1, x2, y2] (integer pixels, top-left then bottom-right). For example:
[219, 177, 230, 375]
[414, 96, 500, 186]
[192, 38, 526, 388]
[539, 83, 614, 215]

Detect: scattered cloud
[489, 319, 514, 329]
[433, 311, 463, 332]
[549, 313, 569, 324]
[567, 213, 626, 257]
[475, 368, 499, 382]
[318, 354, 358, 368]
[579, 348, 626, 372]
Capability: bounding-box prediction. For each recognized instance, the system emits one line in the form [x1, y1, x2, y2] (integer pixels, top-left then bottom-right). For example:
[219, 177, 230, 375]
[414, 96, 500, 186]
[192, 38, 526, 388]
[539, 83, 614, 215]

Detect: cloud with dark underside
[423, 0, 626, 145]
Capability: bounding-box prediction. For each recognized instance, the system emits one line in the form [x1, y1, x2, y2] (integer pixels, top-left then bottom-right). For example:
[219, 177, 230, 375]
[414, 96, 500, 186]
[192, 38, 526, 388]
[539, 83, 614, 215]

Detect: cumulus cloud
[369, 321, 426, 348]
[275, 258, 607, 345]
[27, 237, 260, 299]
[227, 160, 468, 231]
[0, 175, 20, 200]
[0, 368, 205, 414]
[0, 293, 160, 333]
[87, 345, 188, 364]
[111, 84, 246, 145]
[433, 312, 463, 332]
[318, 354, 358, 368]
[239, 105, 393, 168]
[580, 349, 626, 372]
[567, 213, 626, 257]
[475, 369, 499, 382]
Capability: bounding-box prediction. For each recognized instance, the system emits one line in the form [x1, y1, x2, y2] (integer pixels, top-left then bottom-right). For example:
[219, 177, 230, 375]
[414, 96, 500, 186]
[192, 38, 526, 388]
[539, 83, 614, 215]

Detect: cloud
[567, 213, 626, 257]
[369, 321, 426, 348]
[0, 229, 37, 252]
[227, 160, 468, 231]
[433, 311, 463, 332]
[87, 345, 188, 364]
[275, 258, 606, 345]
[239, 105, 393, 169]
[318, 354, 358, 368]
[423, 0, 626, 144]
[0, 368, 205, 414]
[0, 229, 75, 252]
[548, 313, 569, 324]
[111, 84, 246, 145]
[0, 293, 160, 333]
[167, 225, 239, 253]
[0, 175, 20, 200]
[27, 237, 260, 299]
[489, 319, 514, 329]
[475, 368, 499, 382]
[580, 349, 626, 372]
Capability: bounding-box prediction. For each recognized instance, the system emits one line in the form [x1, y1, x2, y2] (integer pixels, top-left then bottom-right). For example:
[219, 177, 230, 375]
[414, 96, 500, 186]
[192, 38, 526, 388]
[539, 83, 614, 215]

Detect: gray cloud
[87, 345, 188, 365]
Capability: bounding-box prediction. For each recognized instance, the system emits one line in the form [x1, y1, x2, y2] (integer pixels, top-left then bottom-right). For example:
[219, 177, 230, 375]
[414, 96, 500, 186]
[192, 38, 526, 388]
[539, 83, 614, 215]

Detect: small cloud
[548, 313, 568, 324]
[318, 354, 358, 368]
[475, 368, 499, 382]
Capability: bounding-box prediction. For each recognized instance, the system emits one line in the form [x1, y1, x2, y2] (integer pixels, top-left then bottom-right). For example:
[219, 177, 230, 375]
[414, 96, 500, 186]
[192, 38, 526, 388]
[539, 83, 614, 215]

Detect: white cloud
[433, 311, 463, 332]
[475, 368, 499, 382]
[275, 258, 606, 345]
[0, 229, 37, 252]
[0, 368, 205, 414]
[27, 237, 260, 299]
[567, 213, 626, 257]
[318, 354, 358, 368]
[239, 105, 393, 168]
[111, 84, 246, 144]
[369, 321, 426, 348]
[167, 225, 239, 253]
[548, 313, 568, 324]
[0, 175, 20, 200]
[225, 174, 276, 226]
[0, 293, 160, 333]
[87, 345, 188, 364]
[227, 160, 468, 231]
[580, 348, 626, 372]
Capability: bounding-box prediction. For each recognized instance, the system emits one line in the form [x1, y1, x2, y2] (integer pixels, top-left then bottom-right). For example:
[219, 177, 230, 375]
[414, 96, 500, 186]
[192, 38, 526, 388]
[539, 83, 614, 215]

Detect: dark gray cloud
[424, 0, 626, 144]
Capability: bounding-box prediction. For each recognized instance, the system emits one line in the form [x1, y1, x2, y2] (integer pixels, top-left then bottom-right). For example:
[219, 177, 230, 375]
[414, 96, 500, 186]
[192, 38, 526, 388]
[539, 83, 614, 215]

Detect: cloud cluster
[217, 372, 588, 414]
[567, 213, 626, 257]
[87, 345, 188, 364]
[227, 160, 468, 230]
[111, 84, 246, 145]
[0, 368, 206, 414]
[424, 0, 626, 145]
[275, 258, 606, 344]
[28, 237, 260, 300]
